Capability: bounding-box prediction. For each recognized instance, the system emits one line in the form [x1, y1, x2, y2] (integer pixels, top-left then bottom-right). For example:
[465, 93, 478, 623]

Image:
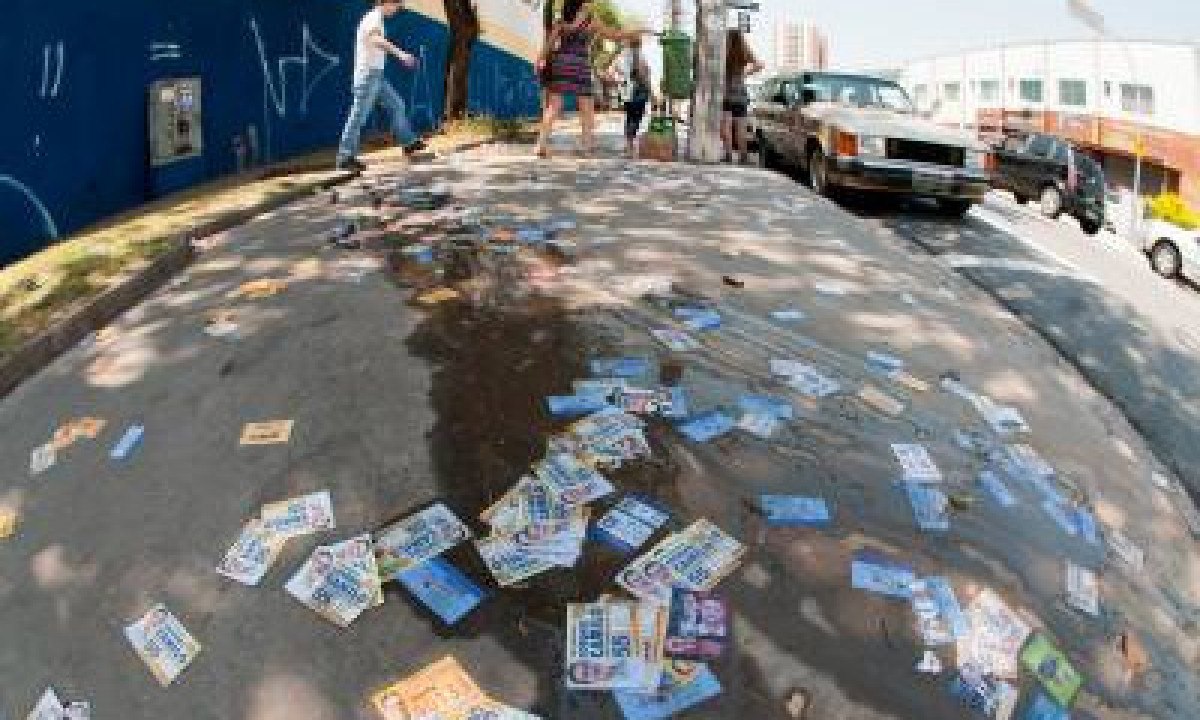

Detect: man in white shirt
[336, 0, 424, 172]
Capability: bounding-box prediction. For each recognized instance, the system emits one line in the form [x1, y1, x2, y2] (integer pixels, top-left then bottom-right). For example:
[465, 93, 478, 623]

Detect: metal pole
[1131, 141, 1143, 239]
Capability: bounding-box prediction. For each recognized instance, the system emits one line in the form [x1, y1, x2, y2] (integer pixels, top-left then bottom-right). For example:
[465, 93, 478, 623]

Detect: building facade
[772, 19, 829, 74]
[898, 40, 1200, 205]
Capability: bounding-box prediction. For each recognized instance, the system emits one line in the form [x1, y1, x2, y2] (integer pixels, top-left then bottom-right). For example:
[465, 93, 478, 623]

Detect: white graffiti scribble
[40, 41, 64, 99]
[149, 42, 182, 62]
[408, 44, 437, 129]
[249, 17, 340, 117]
[0, 175, 60, 239]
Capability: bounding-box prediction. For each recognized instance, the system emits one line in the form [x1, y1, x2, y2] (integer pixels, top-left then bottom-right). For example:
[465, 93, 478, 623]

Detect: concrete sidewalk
[1, 128, 1197, 719]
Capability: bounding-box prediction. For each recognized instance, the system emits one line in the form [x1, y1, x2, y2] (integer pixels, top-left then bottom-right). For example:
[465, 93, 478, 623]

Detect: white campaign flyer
[260, 490, 335, 539]
[216, 519, 286, 586]
[565, 602, 666, 690]
[285, 544, 379, 627]
[374, 502, 471, 578]
[891, 444, 943, 484]
[124, 605, 202, 686]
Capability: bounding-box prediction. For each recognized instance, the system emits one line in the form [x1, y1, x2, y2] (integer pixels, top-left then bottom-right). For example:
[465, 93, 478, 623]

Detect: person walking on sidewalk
[534, 0, 643, 159]
[721, 29, 763, 164]
[336, 0, 426, 172]
[619, 38, 653, 158]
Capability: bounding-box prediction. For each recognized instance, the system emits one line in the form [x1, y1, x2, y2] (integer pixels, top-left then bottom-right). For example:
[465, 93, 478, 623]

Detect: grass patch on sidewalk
[0, 162, 345, 357]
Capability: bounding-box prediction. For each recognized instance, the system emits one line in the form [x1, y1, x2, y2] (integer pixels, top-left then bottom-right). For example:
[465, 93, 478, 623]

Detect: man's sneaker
[403, 140, 428, 156]
[336, 156, 367, 172]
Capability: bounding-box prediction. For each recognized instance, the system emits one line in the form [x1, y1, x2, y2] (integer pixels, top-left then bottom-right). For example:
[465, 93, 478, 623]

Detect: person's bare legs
[720, 111, 734, 161]
[578, 96, 596, 156]
[535, 92, 563, 157]
[733, 116, 749, 163]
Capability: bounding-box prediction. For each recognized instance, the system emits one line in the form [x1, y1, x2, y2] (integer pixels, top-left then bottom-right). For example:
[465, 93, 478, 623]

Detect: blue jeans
[337, 70, 417, 160]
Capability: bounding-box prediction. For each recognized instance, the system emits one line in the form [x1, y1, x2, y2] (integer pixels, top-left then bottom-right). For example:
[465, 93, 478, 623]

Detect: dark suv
[991, 132, 1106, 235]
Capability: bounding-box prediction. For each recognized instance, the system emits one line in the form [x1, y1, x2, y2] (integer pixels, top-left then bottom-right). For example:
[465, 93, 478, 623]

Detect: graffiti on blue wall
[1, 0, 539, 265]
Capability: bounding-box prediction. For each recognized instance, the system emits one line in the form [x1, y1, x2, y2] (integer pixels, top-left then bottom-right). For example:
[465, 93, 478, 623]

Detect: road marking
[969, 204, 1103, 285]
[939, 253, 1100, 285]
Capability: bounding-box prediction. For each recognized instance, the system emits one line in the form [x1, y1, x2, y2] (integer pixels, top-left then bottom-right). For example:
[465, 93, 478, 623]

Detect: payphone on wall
[147, 78, 203, 166]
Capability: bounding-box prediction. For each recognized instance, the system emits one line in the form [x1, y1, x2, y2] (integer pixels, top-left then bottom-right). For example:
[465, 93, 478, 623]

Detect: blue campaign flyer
[396, 557, 487, 625]
[588, 357, 651, 378]
[678, 411, 736, 443]
[907, 484, 950, 532]
[1024, 692, 1070, 720]
[673, 307, 723, 331]
[738, 395, 794, 420]
[759, 495, 831, 527]
[851, 549, 916, 598]
[980, 470, 1018, 508]
[546, 394, 611, 418]
[614, 663, 722, 720]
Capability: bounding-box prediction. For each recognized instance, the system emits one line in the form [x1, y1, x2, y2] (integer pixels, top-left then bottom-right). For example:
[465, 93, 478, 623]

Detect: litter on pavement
[891, 443, 943, 484]
[758, 495, 831, 527]
[372, 656, 538, 720]
[260, 490, 336, 539]
[123, 605, 202, 686]
[285, 534, 383, 627]
[216, 518, 287, 586]
[850, 550, 916, 598]
[1064, 561, 1100, 617]
[395, 556, 486, 625]
[616, 519, 746, 605]
[1020, 633, 1083, 707]
[613, 661, 722, 720]
[651, 328, 701, 352]
[677, 411, 736, 443]
[27, 686, 90, 720]
[374, 502, 472, 577]
[909, 577, 967, 646]
[29, 442, 56, 475]
[907, 484, 951, 532]
[592, 494, 670, 553]
[0, 509, 17, 539]
[664, 588, 729, 658]
[565, 601, 666, 690]
[238, 419, 294, 445]
[955, 588, 1031, 679]
[109, 424, 145, 460]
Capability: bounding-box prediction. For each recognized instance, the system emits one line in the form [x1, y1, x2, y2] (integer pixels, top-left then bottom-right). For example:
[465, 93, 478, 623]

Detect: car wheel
[937, 199, 973, 218]
[1039, 186, 1063, 219]
[1150, 240, 1182, 278]
[809, 146, 836, 199]
[1079, 218, 1102, 235]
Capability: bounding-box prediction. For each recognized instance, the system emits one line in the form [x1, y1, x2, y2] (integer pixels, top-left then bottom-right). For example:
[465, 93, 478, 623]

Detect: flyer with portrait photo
[123, 604, 201, 686]
[564, 602, 666, 690]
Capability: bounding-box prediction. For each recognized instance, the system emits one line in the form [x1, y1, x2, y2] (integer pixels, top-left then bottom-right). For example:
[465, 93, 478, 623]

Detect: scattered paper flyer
[770, 308, 806, 322]
[617, 520, 746, 605]
[233, 278, 287, 299]
[738, 395, 794, 420]
[1024, 691, 1071, 720]
[664, 589, 729, 658]
[30, 442, 56, 475]
[907, 484, 951, 532]
[1002, 444, 1057, 486]
[956, 588, 1032, 678]
[504, 516, 589, 567]
[0, 509, 16, 539]
[651, 328, 701, 352]
[916, 650, 942, 674]
[534, 453, 615, 505]
[285, 542, 379, 627]
[260, 490, 336, 539]
[372, 656, 527, 720]
[476, 533, 556, 586]
[374, 503, 472, 578]
[565, 602, 666, 690]
[416, 287, 460, 305]
[677, 411, 736, 443]
[110, 424, 145, 460]
[673, 307, 722, 331]
[1065, 561, 1100, 616]
[547, 394, 612, 417]
[1042, 500, 1078, 537]
[1106, 529, 1144, 570]
[851, 550, 916, 599]
[948, 664, 1019, 719]
[613, 661, 722, 720]
[216, 519, 286, 586]
[53, 416, 107, 448]
[979, 470, 1018, 508]
[27, 686, 90, 720]
[396, 556, 487, 625]
[859, 385, 904, 415]
[589, 356, 650, 378]
[1020, 633, 1083, 707]
[573, 377, 628, 399]
[770, 359, 841, 398]
[891, 444, 943, 484]
[910, 577, 968, 646]
[239, 419, 294, 445]
[759, 495, 831, 527]
[124, 605, 201, 686]
[592, 495, 670, 553]
[865, 351, 905, 378]
[480, 475, 573, 535]
[736, 410, 780, 438]
[980, 402, 1030, 435]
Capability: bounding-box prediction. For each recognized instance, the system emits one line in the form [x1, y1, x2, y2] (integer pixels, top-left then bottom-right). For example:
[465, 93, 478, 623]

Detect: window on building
[1120, 84, 1154, 115]
[1059, 79, 1087, 107]
[1019, 79, 1043, 103]
[913, 84, 928, 107]
[1104, 81, 1112, 97]
[942, 82, 961, 102]
[978, 79, 1000, 103]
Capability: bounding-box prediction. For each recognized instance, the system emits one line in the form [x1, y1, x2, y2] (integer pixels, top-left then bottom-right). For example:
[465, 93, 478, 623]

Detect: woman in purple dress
[535, 0, 643, 158]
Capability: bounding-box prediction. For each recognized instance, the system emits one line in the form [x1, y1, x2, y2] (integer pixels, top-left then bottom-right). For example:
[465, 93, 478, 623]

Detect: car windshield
[804, 74, 915, 112]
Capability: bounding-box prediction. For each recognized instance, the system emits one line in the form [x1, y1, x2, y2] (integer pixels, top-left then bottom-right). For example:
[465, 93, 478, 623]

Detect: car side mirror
[771, 92, 788, 105]
[801, 88, 817, 104]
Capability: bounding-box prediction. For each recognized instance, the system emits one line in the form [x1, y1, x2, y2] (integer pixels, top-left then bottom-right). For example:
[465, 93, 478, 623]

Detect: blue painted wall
[0, 0, 539, 265]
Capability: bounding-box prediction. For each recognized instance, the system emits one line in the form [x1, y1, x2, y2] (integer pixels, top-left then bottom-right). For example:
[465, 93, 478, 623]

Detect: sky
[613, 0, 1200, 71]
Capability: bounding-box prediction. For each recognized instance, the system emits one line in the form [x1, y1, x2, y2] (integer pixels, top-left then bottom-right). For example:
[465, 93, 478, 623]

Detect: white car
[1142, 218, 1200, 282]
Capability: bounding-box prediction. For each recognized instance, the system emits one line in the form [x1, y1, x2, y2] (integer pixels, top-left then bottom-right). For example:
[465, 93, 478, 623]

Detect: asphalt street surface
[2, 127, 1199, 719]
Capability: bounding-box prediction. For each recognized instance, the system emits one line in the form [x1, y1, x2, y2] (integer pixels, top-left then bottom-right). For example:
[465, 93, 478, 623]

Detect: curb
[0, 170, 353, 399]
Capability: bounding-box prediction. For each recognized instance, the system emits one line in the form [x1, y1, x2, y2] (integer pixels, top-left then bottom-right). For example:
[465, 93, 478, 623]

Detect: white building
[772, 19, 829, 74]
[897, 40, 1200, 203]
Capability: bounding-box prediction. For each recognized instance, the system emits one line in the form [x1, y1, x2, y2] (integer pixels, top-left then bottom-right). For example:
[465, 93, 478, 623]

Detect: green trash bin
[660, 33, 694, 100]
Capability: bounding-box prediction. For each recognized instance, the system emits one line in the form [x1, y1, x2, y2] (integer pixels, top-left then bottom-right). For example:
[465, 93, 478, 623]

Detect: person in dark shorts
[721, 29, 763, 164]
[534, 0, 644, 158]
[620, 38, 652, 158]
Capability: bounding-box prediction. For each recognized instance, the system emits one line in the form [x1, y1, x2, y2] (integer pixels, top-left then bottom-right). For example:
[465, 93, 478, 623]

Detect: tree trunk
[443, 0, 480, 122]
[688, 0, 725, 162]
